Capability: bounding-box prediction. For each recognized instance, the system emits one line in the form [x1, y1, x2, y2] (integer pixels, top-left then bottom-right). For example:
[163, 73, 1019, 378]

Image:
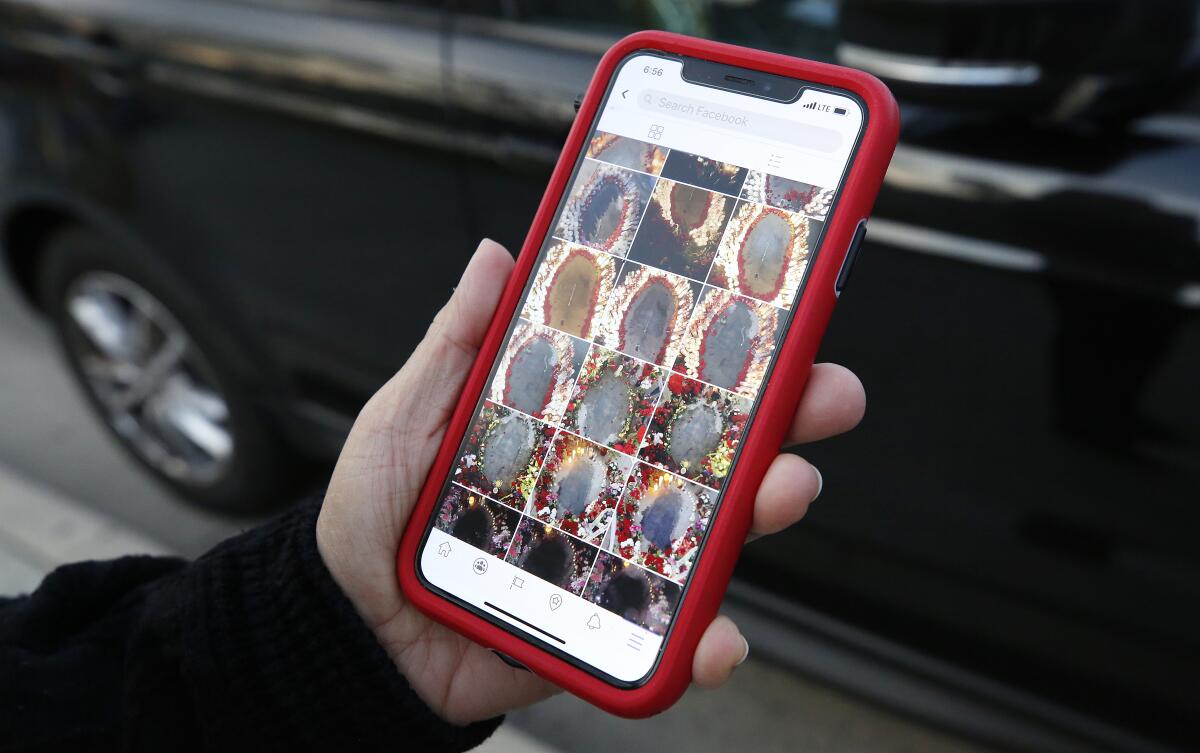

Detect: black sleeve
[0, 495, 502, 753]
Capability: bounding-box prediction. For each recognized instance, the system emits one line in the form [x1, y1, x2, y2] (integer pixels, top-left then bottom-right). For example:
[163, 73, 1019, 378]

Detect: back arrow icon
[622, 89, 629, 99]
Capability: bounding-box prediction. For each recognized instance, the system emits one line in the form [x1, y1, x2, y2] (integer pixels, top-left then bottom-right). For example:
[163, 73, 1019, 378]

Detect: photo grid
[432, 130, 829, 636]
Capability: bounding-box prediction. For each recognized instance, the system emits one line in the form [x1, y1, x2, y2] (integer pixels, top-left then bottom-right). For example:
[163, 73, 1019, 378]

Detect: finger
[692, 615, 749, 689]
[786, 363, 866, 445]
[748, 453, 822, 540]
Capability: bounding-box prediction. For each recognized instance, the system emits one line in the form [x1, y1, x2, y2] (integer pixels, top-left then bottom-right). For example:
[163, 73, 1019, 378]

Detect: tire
[37, 226, 312, 514]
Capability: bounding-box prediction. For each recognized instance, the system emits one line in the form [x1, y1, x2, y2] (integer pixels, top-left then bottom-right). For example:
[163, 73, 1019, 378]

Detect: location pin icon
[549, 594, 562, 611]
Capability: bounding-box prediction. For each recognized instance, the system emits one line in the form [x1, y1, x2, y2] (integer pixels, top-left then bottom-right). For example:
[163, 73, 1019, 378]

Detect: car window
[460, 0, 840, 61]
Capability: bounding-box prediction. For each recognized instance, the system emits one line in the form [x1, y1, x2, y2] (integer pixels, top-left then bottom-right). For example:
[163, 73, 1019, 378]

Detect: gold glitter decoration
[741, 170, 834, 219]
[586, 131, 668, 175]
[597, 265, 695, 367]
[521, 241, 616, 342]
[712, 202, 810, 308]
[489, 320, 579, 424]
[557, 160, 650, 258]
[655, 179, 729, 252]
[675, 288, 779, 398]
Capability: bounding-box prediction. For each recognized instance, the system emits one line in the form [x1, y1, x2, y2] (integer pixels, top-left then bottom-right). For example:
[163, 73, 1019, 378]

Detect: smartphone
[398, 31, 898, 717]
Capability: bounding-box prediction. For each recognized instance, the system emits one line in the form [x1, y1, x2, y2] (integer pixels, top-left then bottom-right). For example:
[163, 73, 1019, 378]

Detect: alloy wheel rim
[64, 271, 233, 485]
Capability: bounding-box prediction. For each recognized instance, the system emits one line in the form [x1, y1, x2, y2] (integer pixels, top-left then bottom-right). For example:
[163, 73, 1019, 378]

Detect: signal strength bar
[803, 101, 818, 109]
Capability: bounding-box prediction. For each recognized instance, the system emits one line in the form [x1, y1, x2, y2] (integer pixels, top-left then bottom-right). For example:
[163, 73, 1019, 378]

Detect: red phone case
[397, 30, 898, 718]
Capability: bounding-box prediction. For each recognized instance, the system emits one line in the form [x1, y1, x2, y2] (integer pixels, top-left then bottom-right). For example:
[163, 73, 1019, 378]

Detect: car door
[4, 0, 472, 415]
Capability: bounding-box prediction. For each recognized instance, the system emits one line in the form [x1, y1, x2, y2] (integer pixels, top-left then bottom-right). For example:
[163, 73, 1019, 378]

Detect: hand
[317, 239, 865, 725]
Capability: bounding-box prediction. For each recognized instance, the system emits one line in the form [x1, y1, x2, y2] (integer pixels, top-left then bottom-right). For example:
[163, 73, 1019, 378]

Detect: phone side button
[835, 219, 869, 297]
[492, 650, 531, 672]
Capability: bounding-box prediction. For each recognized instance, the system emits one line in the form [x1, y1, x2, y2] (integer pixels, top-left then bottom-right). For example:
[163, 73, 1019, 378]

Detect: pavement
[0, 464, 170, 594]
[0, 269, 999, 753]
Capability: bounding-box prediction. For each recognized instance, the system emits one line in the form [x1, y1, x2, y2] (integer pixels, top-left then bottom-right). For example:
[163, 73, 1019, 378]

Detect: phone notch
[680, 56, 804, 103]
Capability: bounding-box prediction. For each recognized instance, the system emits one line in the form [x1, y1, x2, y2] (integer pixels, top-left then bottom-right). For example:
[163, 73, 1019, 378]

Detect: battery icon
[834, 107, 847, 116]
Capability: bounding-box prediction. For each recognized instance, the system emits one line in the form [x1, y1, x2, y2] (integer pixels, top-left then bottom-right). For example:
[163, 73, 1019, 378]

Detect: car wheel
[38, 227, 312, 513]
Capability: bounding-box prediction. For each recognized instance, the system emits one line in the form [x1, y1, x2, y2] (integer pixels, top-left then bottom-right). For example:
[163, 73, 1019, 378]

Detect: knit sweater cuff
[180, 494, 502, 751]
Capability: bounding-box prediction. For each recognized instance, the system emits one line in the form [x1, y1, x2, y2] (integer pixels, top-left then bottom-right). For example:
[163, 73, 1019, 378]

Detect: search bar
[637, 89, 843, 153]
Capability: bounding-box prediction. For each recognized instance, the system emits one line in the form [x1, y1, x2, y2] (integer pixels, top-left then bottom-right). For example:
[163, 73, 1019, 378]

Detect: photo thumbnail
[660, 149, 747, 196]
[597, 261, 700, 367]
[673, 287, 780, 397]
[639, 373, 750, 490]
[455, 402, 554, 509]
[628, 179, 734, 280]
[434, 484, 522, 557]
[561, 347, 664, 455]
[709, 201, 816, 308]
[555, 159, 655, 257]
[521, 240, 617, 341]
[613, 463, 715, 582]
[506, 517, 599, 595]
[586, 131, 668, 176]
[583, 553, 682, 636]
[740, 170, 834, 219]
[490, 320, 587, 424]
[529, 432, 633, 543]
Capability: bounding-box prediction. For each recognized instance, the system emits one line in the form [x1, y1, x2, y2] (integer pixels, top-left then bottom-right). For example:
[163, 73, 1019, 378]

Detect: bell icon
[587, 613, 601, 630]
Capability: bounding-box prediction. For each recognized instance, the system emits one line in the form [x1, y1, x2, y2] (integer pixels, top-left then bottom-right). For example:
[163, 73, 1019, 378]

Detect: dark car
[1, 2, 1197, 751]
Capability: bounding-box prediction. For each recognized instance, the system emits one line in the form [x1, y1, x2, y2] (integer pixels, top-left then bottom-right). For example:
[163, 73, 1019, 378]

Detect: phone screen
[417, 52, 865, 684]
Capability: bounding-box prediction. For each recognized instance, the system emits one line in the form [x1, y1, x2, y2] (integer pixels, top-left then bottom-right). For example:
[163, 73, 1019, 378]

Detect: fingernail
[811, 465, 824, 502]
[736, 636, 751, 667]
